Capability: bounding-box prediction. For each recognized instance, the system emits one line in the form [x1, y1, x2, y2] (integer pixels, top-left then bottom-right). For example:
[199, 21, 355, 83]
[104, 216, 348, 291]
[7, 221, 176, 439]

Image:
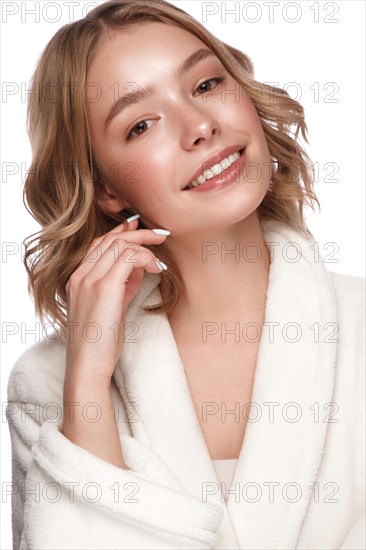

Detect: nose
[179, 100, 220, 150]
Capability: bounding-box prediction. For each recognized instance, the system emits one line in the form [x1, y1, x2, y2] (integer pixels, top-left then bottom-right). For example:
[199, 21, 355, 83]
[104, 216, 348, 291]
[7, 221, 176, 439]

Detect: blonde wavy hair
[23, 0, 320, 335]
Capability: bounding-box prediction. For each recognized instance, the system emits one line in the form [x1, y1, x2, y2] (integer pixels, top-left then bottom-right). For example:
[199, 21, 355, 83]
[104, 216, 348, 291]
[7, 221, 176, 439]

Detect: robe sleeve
[6, 356, 224, 550]
[339, 511, 366, 550]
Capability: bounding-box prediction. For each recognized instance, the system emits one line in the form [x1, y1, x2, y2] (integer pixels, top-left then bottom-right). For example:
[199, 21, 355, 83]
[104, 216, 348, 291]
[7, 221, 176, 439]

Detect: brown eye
[195, 76, 225, 96]
[127, 119, 155, 140]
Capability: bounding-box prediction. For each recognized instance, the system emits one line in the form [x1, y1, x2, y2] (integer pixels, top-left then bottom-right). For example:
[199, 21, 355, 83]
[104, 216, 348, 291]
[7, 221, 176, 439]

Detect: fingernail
[126, 214, 140, 223]
[155, 258, 168, 271]
[152, 229, 171, 235]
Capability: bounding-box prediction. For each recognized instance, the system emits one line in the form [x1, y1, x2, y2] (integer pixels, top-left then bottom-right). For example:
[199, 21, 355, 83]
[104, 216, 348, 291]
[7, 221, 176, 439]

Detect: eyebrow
[104, 48, 218, 131]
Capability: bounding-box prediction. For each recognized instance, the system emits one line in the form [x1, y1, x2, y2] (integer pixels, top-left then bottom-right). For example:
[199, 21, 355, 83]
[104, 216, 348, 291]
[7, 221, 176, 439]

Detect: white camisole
[212, 458, 238, 502]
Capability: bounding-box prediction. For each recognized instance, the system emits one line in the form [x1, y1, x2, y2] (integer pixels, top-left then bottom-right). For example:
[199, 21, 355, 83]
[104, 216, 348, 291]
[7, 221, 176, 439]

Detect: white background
[1, 1, 365, 548]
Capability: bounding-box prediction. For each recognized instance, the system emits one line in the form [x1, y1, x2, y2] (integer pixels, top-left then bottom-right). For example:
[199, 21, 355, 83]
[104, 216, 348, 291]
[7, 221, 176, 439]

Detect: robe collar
[113, 218, 338, 549]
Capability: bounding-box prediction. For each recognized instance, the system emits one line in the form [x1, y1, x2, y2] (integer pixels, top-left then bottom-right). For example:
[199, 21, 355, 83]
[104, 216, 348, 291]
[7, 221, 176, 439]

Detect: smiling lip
[183, 144, 246, 190]
[183, 147, 246, 192]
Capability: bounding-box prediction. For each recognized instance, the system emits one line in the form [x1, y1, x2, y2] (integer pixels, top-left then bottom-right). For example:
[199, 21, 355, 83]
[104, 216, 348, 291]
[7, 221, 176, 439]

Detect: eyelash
[125, 75, 226, 140]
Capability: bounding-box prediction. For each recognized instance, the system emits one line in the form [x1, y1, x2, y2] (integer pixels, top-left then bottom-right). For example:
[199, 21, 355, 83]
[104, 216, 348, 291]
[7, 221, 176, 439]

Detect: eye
[194, 76, 225, 96]
[126, 118, 156, 140]
[125, 76, 226, 140]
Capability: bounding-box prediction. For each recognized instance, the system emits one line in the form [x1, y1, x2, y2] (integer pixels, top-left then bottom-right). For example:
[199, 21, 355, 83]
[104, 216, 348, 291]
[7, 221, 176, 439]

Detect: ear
[94, 179, 129, 215]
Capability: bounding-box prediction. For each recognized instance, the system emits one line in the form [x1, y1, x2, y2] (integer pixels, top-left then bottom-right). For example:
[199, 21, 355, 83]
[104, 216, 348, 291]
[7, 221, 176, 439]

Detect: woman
[6, 1, 365, 549]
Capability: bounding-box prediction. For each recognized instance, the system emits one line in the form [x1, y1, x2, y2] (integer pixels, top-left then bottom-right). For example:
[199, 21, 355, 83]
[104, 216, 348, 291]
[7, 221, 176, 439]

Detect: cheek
[231, 98, 262, 134]
[233, 100, 271, 161]
[106, 148, 176, 209]
[217, 80, 261, 131]
[127, 149, 174, 194]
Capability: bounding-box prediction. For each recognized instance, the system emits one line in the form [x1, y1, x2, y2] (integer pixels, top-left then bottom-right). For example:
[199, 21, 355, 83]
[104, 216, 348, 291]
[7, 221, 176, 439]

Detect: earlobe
[94, 179, 129, 215]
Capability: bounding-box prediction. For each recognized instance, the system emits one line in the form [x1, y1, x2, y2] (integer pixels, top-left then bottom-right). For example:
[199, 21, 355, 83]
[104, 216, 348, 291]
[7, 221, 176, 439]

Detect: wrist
[64, 368, 112, 395]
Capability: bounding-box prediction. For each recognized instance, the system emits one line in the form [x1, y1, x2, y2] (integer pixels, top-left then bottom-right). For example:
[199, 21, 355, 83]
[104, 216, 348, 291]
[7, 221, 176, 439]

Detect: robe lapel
[225, 220, 338, 549]
[113, 219, 338, 550]
[113, 271, 241, 548]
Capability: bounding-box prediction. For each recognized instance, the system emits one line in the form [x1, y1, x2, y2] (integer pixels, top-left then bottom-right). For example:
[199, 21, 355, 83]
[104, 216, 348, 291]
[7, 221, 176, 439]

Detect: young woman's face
[87, 22, 272, 236]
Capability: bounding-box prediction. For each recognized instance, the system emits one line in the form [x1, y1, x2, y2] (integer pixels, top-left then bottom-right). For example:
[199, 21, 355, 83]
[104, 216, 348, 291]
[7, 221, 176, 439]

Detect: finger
[81, 239, 161, 283]
[72, 240, 165, 299]
[86, 221, 169, 258]
[103, 239, 166, 286]
[99, 227, 169, 246]
[100, 216, 170, 243]
[77, 228, 168, 279]
[68, 233, 168, 291]
[110, 216, 140, 234]
[99, 216, 139, 239]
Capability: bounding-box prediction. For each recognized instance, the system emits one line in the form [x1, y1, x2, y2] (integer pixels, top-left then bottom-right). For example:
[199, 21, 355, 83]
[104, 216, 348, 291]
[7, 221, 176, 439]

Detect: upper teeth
[187, 150, 242, 189]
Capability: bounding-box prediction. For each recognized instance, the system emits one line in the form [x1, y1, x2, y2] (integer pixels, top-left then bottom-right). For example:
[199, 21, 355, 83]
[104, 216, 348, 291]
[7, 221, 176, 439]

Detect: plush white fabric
[6, 219, 365, 549]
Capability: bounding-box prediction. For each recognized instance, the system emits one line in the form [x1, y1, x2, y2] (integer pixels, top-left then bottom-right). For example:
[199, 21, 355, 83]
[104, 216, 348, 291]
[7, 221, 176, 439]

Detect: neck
[159, 211, 270, 322]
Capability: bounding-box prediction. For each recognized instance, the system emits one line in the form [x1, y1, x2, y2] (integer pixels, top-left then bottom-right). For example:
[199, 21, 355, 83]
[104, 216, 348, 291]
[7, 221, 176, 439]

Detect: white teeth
[188, 150, 242, 189]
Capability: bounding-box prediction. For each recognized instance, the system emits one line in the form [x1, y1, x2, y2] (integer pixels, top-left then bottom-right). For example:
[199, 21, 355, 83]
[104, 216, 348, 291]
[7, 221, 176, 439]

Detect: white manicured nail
[155, 258, 168, 271]
[152, 229, 171, 235]
[126, 214, 140, 223]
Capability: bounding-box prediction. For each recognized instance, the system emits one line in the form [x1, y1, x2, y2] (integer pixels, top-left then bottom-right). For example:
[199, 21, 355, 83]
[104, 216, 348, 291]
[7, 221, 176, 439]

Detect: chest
[171, 328, 260, 460]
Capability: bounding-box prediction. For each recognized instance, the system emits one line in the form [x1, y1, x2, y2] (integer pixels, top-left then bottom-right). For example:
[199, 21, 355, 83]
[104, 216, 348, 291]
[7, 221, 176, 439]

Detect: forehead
[87, 22, 207, 85]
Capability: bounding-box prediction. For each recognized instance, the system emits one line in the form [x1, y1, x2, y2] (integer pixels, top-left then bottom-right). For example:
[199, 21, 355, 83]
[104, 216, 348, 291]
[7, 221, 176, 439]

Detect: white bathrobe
[6, 219, 365, 550]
